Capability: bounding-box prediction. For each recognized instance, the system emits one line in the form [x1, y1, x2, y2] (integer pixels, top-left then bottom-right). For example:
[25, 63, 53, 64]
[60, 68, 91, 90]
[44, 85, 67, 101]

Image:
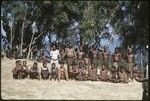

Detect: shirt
[50, 50, 60, 60]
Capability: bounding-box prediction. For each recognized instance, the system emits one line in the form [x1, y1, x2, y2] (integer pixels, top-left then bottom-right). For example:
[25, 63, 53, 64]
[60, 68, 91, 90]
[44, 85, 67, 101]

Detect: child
[88, 63, 98, 81]
[41, 62, 49, 80]
[29, 62, 40, 80]
[49, 63, 58, 81]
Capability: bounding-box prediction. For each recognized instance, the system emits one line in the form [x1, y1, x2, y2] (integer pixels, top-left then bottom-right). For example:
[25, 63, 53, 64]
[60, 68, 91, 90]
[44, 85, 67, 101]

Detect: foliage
[1, 1, 149, 52]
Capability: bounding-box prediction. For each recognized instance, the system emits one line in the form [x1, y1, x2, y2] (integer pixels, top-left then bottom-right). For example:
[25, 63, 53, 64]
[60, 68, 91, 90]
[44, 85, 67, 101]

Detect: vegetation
[1, 1, 149, 59]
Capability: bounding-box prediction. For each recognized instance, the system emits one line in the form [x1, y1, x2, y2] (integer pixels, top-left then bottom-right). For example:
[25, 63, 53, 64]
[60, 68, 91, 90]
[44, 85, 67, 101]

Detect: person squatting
[12, 43, 146, 83]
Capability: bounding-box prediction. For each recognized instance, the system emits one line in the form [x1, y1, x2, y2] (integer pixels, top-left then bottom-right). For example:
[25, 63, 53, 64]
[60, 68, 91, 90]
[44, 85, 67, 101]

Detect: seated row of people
[12, 60, 144, 83]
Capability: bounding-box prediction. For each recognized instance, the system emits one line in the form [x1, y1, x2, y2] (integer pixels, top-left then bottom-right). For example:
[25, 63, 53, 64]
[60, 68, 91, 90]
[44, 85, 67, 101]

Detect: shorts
[51, 59, 60, 68]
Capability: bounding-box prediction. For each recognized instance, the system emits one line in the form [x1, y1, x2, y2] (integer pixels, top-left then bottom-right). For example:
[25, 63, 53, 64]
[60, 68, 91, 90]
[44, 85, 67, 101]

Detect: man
[60, 47, 66, 64]
[112, 47, 121, 70]
[88, 63, 98, 81]
[76, 62, 86, 81]
[50, 45, 60, 68]
[84, 54, 91, 70]
[29, 62, 40, 80]
[132, 64, 140, 79]
[77, 46, 85, 67]
[49, 63, 58, 81]
[109, 66, 119, 83]
[12, 60, 22, 79]
[69, 61, 78, 80]
[135, 63, 148, 101]
[21, 61, 29, 79]
[132, 64, 144, 80]
[65, 43, 76, 78]
[40, 50, 46, 63]
[118, 66, 128, 83]
[90, 45, 98, 68]
[126, 47, 134, 80]
[99, 64, 110, 82]
[102, 46, 109, 69]
[41, 62, 49, 80]
[58, 61, 69, 81]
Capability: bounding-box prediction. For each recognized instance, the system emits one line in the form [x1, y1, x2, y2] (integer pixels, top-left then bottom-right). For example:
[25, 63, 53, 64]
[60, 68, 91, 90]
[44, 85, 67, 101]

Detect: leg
[58, 68, 61, 81]
[64, 66, 69, 81]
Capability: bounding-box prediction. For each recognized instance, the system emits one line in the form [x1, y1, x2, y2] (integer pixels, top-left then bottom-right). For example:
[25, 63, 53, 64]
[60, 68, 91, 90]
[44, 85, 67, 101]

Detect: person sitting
[41, 62, 49, 80]
[118, 66, 128, 83]
[12, 60, 22, 79]
[58, 61, 69, 81]
[20, 61, 29, 79]
[132, 64, 144, 80]
[69, 62, 78, 80]
[88, 63, 98, 81]
[49, 63, 58, 81]
[109, 66, 119, 83]
[99, 64, 110, 82]
[29, 62, 40, 80]
[76, 62, 86, 81]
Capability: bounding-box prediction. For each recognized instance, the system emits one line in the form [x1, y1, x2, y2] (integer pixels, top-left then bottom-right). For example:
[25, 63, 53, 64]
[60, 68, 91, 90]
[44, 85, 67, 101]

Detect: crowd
[12, 43, 145, 83]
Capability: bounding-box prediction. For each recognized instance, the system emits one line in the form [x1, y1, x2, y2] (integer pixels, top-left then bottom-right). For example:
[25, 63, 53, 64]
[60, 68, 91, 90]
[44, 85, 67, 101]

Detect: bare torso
[127, 53, 134, 63]
[66, 48, 75, 58]
[113, 53, 121, 62]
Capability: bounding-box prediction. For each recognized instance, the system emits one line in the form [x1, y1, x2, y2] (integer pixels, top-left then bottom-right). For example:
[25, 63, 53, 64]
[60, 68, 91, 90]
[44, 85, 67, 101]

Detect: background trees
[1, 1, 149, 59]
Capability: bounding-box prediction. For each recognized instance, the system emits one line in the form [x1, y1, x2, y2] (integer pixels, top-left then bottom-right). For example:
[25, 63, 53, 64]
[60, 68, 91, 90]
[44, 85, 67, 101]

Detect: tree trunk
[10, 26, 13, 51]
[20, 21, 25, 59]
[26, 32, 35, 60]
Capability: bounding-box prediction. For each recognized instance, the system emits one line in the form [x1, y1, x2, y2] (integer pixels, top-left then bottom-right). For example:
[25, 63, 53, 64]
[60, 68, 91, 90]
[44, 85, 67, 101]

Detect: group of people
[12, 43, 145, 83]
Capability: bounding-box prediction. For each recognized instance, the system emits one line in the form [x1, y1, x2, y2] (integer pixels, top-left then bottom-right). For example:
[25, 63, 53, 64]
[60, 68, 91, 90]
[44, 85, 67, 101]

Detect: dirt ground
[1, 58, 143, 100]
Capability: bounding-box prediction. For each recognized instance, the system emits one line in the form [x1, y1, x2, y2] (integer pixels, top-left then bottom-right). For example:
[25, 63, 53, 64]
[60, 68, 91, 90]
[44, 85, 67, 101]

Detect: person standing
[50, 45, 60, 68]
[126, 47, 134, 81]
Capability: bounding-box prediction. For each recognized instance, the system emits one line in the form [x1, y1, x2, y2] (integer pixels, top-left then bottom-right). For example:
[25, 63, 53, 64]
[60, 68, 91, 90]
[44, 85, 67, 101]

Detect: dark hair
[33, 62, 37, 65]
[15, 60, 19, 64]
[23, 61, 26, 63]
[43, 61, 47, 65]
[51, 63, 55, 66]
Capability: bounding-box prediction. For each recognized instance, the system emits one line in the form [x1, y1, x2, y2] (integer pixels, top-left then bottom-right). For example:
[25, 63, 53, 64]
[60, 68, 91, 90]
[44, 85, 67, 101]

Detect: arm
[73, 49, 77, 59]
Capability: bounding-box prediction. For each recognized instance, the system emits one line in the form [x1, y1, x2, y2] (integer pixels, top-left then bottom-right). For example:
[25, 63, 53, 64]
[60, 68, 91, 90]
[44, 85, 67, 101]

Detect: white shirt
[50, 50, 60, 60]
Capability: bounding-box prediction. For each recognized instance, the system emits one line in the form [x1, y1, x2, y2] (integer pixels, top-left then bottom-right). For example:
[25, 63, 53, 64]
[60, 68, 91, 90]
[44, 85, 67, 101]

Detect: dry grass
[1, 58, 143, 100]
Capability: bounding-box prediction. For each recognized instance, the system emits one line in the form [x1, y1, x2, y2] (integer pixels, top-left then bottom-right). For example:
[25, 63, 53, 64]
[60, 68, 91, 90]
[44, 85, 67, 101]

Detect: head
[102, 64, 106, 70]
[33, 62, 38, 68]
[23, 61, 27, 66]
[128, 47, 133, 54]
[79, 46, 83, 52]
[85, 54, 89, 58]
[43, 62, 47, 67]
[91, 63, 95, 69]
[69, 43, 73, 48]
[104, 46, 107, 52]
[50, 46, 53, 50]
[115, 47, 119, 54]
[18, 60, 22, 66]
[15, 60, 19, 66]
[53, 45, 56, 50]
[93, 45, 96, 50]
[133, 64, 138, 69]
[51, 63, 56, 68]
